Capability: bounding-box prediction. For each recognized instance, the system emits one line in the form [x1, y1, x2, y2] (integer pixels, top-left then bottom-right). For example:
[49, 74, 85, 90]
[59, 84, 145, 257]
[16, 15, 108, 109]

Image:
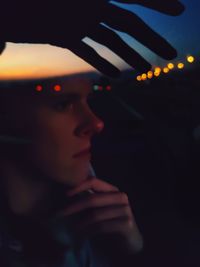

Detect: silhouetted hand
[0, 0, 184, 77]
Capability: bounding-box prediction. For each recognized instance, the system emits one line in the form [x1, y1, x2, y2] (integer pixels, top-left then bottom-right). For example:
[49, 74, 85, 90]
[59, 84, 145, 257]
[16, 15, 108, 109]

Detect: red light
[98, 86, 103, 91]
[106, 85, 111, 91]
[54, 85, 61, 91]
[36, 85, 43, 92]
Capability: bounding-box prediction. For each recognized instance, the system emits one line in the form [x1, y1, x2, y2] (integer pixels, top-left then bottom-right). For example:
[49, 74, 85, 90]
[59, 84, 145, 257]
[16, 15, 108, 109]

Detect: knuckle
[127, 218, 133, 227]
[89, 195, 97, 206]
[120, 192, 128, 202]
[88, 177, 96, 187]
[123, 205, 131, 215]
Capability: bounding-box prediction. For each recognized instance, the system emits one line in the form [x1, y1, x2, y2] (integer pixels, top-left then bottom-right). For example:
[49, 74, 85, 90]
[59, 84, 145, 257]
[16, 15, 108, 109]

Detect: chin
[56, 164, 90, 187]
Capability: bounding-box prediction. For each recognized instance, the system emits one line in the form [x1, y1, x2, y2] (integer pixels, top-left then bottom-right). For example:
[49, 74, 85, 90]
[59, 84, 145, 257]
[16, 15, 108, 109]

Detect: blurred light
[154, 71, 160, 77]
[147, 71, 153, 79]
[167, 63, 174, 70]
[36, 85, 43, 92]
[187, 55, 195, 63]
[177, 63, 184, 69]
[93, 85, 99, 91]
[106, 85, 112, 91]
[98, 86, 103, 91]
[141, 73, 147, 81]
[54, 84, 62, 91]
[163, 67, 169, 73]
[136, 75, 142, 81]
[155, 67, 161, 73]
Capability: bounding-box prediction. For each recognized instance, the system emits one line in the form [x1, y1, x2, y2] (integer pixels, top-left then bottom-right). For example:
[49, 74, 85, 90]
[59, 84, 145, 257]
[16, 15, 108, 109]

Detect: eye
[53, 100, 73, 112]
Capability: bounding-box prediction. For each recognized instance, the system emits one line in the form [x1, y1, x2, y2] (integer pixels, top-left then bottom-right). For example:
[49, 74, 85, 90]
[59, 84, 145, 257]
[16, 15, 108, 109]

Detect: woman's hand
[57, 177, 143, 254]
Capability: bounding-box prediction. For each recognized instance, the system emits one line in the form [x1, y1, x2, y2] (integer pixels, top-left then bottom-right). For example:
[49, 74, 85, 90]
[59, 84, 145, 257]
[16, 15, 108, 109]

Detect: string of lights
[34, 55, 196, 92]
[136, 55, 195, 82]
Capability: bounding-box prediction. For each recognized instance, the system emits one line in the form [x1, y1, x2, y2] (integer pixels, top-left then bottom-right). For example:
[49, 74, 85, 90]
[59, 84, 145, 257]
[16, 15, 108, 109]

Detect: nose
[75, 106, 104, 138]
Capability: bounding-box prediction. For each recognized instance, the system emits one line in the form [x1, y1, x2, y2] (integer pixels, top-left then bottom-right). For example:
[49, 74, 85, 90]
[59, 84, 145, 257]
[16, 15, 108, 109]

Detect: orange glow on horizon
[0, 43, 97, 80]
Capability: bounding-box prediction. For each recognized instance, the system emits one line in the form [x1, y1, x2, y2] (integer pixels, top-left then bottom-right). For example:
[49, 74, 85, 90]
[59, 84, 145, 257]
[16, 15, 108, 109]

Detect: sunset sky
[0, 0, 199, 80]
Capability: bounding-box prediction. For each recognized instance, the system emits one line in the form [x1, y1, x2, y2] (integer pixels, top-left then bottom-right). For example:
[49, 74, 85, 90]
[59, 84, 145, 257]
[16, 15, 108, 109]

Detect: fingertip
[137, 62, 152, 73]
[172, 1, 185, 16]
[97, 65, 121, 78]
[163, 47, 177, 60]
[0, 42, 6, 54]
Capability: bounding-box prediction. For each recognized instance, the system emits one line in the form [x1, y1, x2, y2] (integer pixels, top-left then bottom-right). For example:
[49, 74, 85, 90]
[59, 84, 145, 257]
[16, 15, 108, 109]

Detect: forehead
[34, 77, 93, 99]
[0, 76, 93, 100]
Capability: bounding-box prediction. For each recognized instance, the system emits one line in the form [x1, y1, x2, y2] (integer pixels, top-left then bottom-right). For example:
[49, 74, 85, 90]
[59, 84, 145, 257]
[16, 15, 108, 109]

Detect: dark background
[90, 65, 200, 267]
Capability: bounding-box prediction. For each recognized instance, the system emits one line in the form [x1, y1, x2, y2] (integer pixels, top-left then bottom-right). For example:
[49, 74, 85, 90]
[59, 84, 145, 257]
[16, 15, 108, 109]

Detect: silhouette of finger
[88, 24, 151, 72]
[67, 41, 121, 77]
[103, 3, 177, 60]
[0, 42, 6, 54]
[116, 0, 185, 16]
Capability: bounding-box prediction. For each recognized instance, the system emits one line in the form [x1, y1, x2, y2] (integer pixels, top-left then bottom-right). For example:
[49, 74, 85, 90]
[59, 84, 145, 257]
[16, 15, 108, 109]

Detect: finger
[88, 24, 151, 73]
[77, 204, 133, 230]
[0, 42, 6, 54]
[66, 177, 119, 197]
[115, 0, 185, 16]
[64, 41, 120, 78]
[58, 192, 128, 217]
[103, 3, 177, 60]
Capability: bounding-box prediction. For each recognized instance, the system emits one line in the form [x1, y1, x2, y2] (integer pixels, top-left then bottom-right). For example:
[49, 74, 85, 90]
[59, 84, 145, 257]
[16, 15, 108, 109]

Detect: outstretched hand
[1, 0, 184, 77]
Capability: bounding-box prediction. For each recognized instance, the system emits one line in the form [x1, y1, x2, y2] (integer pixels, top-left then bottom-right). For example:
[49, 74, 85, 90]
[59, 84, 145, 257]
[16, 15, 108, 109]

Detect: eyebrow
[44, 89, 93, 101]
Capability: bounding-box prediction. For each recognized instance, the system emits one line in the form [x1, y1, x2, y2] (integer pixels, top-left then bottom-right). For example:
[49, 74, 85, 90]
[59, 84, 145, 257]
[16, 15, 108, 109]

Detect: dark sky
[114, 0, 200, 68]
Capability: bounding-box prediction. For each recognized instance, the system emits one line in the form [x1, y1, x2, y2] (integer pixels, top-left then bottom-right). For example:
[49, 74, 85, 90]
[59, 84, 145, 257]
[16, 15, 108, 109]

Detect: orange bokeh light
[147, 71, 153, 79]
[141, 73, 147, 80]
[155, 67, 161, 73]
[187, 56, 195, 63]
[177, 63, 184, 69]
[154, 71, 160, 77]
[167, 63, 174, 69]
[163, 67, 169, 73]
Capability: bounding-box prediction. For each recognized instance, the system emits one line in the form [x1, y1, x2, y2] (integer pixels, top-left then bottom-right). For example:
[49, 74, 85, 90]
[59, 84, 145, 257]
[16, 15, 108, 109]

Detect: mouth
[73, 147, 91, 158]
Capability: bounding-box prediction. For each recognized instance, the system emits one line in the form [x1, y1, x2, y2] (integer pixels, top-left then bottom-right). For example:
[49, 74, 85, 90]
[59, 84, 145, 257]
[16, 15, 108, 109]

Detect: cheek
[29, 117, 75, 164]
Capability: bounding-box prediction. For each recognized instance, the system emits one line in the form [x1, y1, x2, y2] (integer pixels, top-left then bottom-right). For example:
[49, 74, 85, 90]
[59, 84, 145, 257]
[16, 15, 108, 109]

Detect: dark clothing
[0, 214, 110, 267]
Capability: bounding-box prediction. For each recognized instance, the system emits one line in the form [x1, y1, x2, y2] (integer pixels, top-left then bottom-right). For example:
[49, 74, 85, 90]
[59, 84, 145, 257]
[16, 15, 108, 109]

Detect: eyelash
[53, 100, 73, 112]
[53, 94, 95, 112]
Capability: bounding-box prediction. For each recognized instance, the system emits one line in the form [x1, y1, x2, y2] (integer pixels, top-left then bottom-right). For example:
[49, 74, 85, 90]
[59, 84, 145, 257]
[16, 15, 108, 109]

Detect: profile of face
[0, 77, 104, 188]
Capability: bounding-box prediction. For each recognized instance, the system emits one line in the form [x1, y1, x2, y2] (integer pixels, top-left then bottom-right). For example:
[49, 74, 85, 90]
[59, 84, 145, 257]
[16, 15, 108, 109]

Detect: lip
[73, 147, 91, 158]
